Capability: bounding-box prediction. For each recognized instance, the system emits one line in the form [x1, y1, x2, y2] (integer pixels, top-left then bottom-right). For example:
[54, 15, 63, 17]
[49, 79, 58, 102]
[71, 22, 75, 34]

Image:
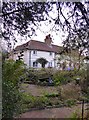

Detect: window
[33, 50, 37, 55]
[33, 62, 38, 67]
[48, 62, 52, 67]
[50, 62, 52, 67]
[49, 52, 52, 56]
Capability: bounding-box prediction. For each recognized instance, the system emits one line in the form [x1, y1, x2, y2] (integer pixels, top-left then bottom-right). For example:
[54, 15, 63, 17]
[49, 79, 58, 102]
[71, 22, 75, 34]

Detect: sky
[14, 3, 68, 48]
[2, 2, 69, 50]
[15, 26, 65, 47]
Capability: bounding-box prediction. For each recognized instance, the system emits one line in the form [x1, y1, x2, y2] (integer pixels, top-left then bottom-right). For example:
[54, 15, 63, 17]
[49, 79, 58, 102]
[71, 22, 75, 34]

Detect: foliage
[44, 93, 59, 98]
[36, 57, 48, 68]
[27, 68, 52, 84]
[53, 69, 87, 86]
[20, 92, 64, 111]
[2, 59, 26, 118]
[26, 68, 86, 86]
[2, 2, 53, 48]
[2, 2, 89, 56]
[65, 99, 76, 107]
[85, 110, 89, 119]
[70, 109, 89, 120]
[53, 70, 74, 85]
[69, 110, 80, 120]
[3, 59, 26, 83]
[60, 83, 81, 100]
[21, 93, 50, 109]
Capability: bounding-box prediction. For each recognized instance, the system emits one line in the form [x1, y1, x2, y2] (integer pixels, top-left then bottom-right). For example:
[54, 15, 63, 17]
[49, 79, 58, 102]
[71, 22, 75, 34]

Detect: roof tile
[15, 40, 63, 53]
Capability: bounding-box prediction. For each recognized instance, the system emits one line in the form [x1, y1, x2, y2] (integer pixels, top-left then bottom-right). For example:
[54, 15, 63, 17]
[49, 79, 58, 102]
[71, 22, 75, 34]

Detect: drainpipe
[54, 53, 56, 68]
[29, 50, 31, 67]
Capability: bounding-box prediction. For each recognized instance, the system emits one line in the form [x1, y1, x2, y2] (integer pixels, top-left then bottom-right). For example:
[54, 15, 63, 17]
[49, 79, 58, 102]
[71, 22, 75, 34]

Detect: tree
[2, 2, 89, 55]
[58, 2, 89, 57]
[36, 57, 48, 68]
[2, 2, 53, 48]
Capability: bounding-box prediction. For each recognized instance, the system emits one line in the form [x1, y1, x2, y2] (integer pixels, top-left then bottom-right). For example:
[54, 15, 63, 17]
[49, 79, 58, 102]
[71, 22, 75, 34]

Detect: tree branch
[75, 2, 89, 26]
[2, 9, 21, 16]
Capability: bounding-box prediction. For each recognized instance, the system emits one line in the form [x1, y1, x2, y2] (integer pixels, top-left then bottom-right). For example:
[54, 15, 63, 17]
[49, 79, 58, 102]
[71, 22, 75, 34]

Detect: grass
[20, 83, 59, 96]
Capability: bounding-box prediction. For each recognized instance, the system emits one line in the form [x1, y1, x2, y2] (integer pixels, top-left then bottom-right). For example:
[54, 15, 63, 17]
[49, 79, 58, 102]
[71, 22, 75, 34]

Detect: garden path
[19, 83, 88, 118]
[19, 103, 88, 118]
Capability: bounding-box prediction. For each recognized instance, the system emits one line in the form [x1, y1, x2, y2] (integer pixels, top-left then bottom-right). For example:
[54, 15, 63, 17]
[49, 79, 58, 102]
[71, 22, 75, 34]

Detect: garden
[2, 59, 89, 119]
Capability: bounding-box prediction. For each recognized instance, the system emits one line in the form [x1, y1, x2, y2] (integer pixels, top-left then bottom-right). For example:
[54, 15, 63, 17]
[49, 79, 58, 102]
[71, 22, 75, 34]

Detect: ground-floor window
[48, 61, 52, 67]
[33, 61, 38, 67]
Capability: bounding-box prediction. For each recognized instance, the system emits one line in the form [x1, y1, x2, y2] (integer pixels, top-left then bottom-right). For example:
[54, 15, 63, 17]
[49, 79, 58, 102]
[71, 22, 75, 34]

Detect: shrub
[53, 69, 86, 86]
[60, 83, 81, 100]
[31, 96, 49, 108]
[21, 93, 49, 109]
[70, 111, 80, 120]
[70, 108, 88, 120]
[27, 68, 53, 85]
[2, 60, 26, 118]
[45, 93, 59, 97]
[65, 99, 77, 107]
[53, 71, 74, 85]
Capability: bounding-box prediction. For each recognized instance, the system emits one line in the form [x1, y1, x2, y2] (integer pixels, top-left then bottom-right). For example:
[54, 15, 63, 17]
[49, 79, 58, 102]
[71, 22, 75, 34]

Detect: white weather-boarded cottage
[11, 34, 62, 68]
[10, 34, 82, 69]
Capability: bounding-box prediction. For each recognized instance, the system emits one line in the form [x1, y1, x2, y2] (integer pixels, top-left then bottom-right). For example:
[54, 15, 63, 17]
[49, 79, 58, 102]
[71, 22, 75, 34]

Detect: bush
[53, 71, 74, 85]
[2, 60, 26, 118]
[70, 110, 80, 120]
[65, 99, 76, 107]
[45, 93, 59, 97]
[53, 69, 86, 86]
[27, 68, 53, 85]
[60, 83, 81, 100]
[21, 93, 49, 109]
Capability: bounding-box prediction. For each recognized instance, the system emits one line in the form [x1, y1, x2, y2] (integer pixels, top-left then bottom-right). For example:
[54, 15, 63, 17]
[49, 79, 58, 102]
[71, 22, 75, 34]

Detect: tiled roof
[14, 40, 63, 53]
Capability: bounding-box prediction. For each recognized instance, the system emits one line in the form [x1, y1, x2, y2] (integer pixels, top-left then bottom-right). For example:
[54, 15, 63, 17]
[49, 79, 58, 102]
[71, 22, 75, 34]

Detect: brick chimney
[44, 34, 53, 46]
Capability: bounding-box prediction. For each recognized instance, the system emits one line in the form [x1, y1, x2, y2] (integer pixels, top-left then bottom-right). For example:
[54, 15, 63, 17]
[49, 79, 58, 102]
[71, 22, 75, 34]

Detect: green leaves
[2, 60, 26, 118]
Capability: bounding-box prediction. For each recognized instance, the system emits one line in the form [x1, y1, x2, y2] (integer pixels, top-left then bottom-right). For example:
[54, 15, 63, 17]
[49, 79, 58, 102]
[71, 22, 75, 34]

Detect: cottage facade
[10, 35, 82, 69]
[11, 35, 62, 68]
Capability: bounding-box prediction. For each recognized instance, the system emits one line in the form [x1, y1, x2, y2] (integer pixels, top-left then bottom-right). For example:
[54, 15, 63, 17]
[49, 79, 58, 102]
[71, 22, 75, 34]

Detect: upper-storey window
[33, 50, 37, 55]
[49, 52, 52, 56]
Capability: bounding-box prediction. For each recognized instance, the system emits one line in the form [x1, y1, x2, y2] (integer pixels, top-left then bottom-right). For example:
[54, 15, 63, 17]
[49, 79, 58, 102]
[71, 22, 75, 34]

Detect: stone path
[19, 103, 88, 118]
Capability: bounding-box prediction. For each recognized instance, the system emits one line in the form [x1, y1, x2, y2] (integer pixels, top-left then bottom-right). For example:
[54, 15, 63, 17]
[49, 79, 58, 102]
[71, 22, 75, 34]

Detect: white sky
[14, 3, 68, 47]
[2, 3, 69, 50]
[15, 27, 65, 47]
